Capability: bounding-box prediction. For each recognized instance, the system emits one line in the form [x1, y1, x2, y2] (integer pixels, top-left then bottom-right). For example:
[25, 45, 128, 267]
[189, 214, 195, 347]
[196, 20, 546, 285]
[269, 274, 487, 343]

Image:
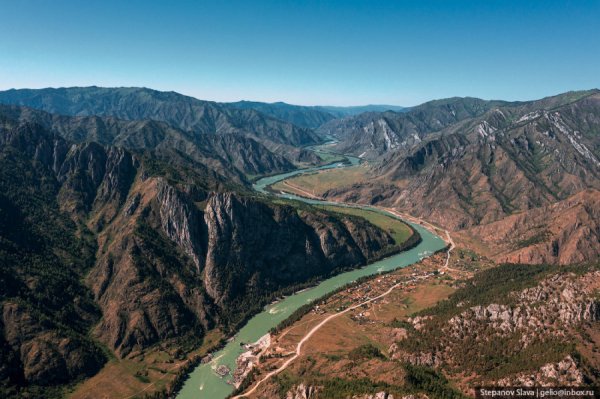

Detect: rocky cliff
[202, 193, 393, 313]
[0, 116, 397, 394]
[316, 91, 600, 264]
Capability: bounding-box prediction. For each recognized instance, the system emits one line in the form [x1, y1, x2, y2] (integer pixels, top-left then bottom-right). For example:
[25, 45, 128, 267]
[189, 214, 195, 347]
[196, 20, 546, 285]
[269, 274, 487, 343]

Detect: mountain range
[0, 86, 598, 398]
[228, 101, 406, 129]
[0, 102, 399, 397]
[0, 87, 326, 179]
[311, 90, 600, 265]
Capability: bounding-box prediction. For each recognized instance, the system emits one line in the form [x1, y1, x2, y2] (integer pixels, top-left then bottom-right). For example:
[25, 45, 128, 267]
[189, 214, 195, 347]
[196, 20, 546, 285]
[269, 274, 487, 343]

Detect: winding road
[176, 145, 451, 399]
[232, 279, 407, 399]
[231, 192, 455, 398]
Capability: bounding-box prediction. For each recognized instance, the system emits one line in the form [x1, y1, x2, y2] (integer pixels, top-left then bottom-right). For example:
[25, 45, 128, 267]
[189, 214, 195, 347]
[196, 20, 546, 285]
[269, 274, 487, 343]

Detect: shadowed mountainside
[0, 111, 400, 396]
[0, 87, 324, 169]
[0, 104, 301, 183]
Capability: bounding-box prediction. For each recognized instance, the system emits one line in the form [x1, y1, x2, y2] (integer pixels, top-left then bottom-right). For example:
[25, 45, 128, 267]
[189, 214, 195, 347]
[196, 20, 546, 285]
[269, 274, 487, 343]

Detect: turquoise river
[177, 150, 446, 399]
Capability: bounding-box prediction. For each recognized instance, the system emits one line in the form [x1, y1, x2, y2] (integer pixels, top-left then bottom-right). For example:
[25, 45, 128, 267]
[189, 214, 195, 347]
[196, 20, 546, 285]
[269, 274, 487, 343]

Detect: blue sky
[1, 0, 599, 106]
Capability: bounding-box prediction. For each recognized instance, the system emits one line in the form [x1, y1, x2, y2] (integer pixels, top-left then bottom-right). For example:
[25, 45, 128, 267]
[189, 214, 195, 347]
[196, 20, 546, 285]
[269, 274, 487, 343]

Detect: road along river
[176, 153, 446, 399]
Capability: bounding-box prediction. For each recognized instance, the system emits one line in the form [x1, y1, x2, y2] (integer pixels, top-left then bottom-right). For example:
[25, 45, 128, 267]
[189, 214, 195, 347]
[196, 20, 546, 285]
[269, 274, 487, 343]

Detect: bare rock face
[87, 178, 214, 358]
[156, 179, 205, 271]
[496, 356, 584, 387]
[286, 383, 320, 399]
[396, 351, 441, 368]
[202, 192, 393, 308]
[352, 393, 395, 399]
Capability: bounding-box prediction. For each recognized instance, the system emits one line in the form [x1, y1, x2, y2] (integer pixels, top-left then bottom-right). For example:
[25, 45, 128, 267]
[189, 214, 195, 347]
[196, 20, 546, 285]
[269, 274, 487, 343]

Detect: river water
[176, 152, 446, 399]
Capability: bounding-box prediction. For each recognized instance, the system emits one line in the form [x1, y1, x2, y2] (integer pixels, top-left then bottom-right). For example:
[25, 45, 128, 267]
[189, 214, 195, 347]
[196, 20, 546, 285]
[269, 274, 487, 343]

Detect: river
[176, 149, 446, 399]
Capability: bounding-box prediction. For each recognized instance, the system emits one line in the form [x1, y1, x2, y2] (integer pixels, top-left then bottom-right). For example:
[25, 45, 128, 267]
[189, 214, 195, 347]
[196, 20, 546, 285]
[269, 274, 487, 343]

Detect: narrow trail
[232, 279, 406, 399]
[232, 192, 457, 398]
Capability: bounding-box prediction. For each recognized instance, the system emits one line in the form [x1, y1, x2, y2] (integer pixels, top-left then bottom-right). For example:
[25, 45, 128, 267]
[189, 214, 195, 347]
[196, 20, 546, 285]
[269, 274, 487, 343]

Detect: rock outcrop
[203, 192, 393, 308]
[286, 383, 320, 399]
[393, 267, 600, 386]
[0, 114, 400, 394]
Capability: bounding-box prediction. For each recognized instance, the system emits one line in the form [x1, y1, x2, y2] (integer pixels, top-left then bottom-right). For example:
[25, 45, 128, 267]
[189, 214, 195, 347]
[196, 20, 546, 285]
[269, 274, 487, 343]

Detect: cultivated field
[271, 165, 370, 196]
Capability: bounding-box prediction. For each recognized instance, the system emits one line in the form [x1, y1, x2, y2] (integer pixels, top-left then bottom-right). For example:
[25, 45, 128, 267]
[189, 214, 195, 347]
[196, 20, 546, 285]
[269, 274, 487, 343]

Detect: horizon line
[1, 85, 598, 109]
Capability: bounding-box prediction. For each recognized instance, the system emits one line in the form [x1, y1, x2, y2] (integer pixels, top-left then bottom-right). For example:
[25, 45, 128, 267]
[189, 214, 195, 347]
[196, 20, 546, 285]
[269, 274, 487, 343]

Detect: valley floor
[68, 331, 224, 399]
[233, 250, 488, 398]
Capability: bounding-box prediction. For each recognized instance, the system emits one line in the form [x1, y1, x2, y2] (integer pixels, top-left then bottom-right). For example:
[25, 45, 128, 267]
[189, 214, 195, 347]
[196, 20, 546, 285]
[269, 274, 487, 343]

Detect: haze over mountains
[229, 101, 406, 129]
[0, 86, 598, 398]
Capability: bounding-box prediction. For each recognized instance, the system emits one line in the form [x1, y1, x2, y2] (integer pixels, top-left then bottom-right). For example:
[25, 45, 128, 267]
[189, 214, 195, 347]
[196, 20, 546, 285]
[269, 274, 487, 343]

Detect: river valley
[176, 149, 447, 399]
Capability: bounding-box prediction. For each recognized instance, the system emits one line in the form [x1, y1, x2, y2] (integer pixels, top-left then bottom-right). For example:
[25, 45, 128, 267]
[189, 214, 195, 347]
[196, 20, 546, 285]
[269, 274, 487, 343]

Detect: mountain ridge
[0, 86, 324, 163]
[0, 110, 404, 397]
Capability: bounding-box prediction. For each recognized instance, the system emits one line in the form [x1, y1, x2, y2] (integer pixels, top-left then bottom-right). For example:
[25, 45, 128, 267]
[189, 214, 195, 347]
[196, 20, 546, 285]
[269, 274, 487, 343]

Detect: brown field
[271, 165, 370, 196]
[245, 253, 470, 398]
[68, 329, 223, 399]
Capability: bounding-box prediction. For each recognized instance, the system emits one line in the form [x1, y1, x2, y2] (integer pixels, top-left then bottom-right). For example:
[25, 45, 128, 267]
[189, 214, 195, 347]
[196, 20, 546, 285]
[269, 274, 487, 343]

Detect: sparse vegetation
[398, 262, 600, 381]
[315, 204, 414, 245]
[348, 343, 385, 361]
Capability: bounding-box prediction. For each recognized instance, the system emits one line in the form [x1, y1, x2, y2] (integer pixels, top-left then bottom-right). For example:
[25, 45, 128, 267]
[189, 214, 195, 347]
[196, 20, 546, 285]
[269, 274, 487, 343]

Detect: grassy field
[317, 204, 413, 245]
[271, 165, 370, 195]
[314, 150, 346, 163]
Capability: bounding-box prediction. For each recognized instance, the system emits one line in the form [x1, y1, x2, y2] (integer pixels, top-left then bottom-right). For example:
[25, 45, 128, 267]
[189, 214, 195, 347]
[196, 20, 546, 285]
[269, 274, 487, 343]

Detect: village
[212, 251, 479, 398]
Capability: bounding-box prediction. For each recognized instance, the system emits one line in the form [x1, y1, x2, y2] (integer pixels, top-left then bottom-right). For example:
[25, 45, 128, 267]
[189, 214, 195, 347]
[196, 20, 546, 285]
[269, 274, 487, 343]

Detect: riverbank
[229, 251, 473, 398]
[177, 153, 446, 399]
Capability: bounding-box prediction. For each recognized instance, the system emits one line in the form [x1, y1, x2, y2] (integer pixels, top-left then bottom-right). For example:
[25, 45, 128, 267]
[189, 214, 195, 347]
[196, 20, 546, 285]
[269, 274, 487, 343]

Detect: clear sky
[1, 0, 599, 106]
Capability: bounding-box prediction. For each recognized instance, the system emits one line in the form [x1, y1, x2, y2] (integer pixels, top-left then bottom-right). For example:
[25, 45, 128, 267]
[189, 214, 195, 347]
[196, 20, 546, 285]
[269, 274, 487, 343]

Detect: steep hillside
[373, 90, 600, 228]
[0, 86, 323, 156]
[394, 263, 600, 390]
[320, 91, 600, 229]
[0, 126, 107, 398]
[0, 116, 397, 397]
[226, 101, 407, 129]
[0, 104, 296, 182]
[227, 101, 338, 129]
[317, 97, 512, 157]
[461, 189, 600, 265]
